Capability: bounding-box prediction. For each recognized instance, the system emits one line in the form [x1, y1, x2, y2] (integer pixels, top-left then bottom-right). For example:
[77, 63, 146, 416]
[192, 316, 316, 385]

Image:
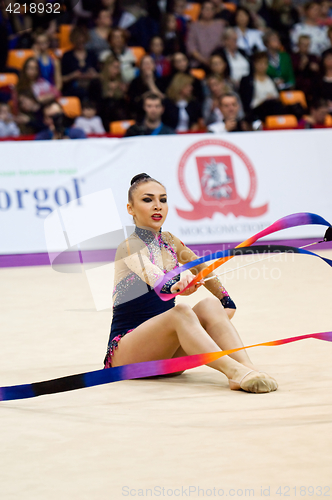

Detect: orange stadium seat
[265, 115, 298, 129]
[223, 2, 237, 11]
[0, 73, 18, 88]
[184, 2, 201, 21]
[110, 120, 135, 136]
[130, 46, 146, 66]
[325, 114, 332, 126]
[190, 68, 206, 80]
[58, 97, 82, 118]
[7, 50, 35, 70]
[59, 24, 73, 50]
[280, 90, 307, 109]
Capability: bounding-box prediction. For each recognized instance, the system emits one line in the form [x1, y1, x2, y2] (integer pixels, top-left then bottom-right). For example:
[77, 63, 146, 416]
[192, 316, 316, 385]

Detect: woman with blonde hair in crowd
[158, 52, 204, 103]
[163, 73, 204, 132]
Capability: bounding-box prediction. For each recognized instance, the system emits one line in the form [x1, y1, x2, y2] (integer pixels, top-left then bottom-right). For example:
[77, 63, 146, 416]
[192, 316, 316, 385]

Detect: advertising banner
[0, 130, 331, 255]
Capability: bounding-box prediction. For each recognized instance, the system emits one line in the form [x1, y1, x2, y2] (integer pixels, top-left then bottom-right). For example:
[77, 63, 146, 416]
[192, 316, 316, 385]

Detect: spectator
[318, 0, 332, 26]
[101, 28, 136, 83]
[86, 10, 112, 59]
[79, 0, 125, 25]
[73, 99, 106, 134]
[240, 0, 273, 30]
[0, 102, 20, 138]
[125, 92, 175, 136]
[299, 98, 331, 127]
[211, 0, 233, 24]
[291, 34, 320, 99]
[186, 1, 225, 69]
[159, 52, 204, 102]
[161, 12, 186, 56]
[128, 55, 164, 120]
[263, 29, 295, 89]
[103, 0, 129, 27]
[234, 7, 266, 56]
[61, 27, 99, 101]
[291, 1, 330, 56]
[270, 0, 300, 52]
[315, 48, 332, 106]
[214, 28, 251, 88]
[6, 3, 33, 49]
[35, 101, 87, 140]
[203, 74, 233, 125]
[208, 53, 231, 80]
[88, 55, 129, 128]
[149, 36, 171, 77]
[15, 90, 45, 135]
[17, 57, 61, 105]
[239, 51, 284, 120]
[29, 0, 57, 39]
[162, 73, 204, 131]
[33, 32, 62, 91]
[172, 0, 191, 40]
[208, 92, 253, 132]
[126, 9, 160, 50]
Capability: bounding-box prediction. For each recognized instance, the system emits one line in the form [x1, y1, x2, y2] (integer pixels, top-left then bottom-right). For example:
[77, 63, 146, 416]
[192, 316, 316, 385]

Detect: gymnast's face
[127, 181, 168, 232]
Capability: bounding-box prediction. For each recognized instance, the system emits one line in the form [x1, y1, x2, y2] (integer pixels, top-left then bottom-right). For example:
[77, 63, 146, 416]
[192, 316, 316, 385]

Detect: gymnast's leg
[111, 303, 277, 393]
[192, 297, 258, 370]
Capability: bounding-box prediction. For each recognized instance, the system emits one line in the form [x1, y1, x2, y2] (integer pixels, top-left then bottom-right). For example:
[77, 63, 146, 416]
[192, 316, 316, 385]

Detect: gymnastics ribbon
[154, 212, 332, 299]
[154, 244, 332, 301]
[1, 331, 332, 402]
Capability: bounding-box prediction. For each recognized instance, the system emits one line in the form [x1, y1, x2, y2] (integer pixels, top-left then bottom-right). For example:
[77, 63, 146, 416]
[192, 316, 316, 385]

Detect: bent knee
[199, 296, 221, 308]
[174, 303, 193, 315]
[195, 296, 222, 314]
[173, 303, 199, 322]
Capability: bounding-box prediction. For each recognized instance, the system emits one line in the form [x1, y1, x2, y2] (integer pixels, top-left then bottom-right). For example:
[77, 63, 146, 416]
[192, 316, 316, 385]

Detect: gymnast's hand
[170, 273, 205, 296]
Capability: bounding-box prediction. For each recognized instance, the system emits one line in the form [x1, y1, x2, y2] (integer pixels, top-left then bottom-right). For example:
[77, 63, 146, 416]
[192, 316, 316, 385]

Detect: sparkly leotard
[104, 226, 232, 368]
[104, 227, 181, 367]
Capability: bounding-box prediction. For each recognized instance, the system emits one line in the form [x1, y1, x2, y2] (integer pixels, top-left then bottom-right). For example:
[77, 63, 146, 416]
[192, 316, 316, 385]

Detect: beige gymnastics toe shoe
[229, 370, 278, 394]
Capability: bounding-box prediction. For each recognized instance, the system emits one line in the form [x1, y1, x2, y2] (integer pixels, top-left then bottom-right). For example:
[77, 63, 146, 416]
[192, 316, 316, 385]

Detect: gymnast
[104, 173, 278, 393]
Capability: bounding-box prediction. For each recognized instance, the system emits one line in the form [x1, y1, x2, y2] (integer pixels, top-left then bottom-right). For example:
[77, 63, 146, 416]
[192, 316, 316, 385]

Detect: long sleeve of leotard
[114, 238, 165, 288]
[167, 232, 229, 300]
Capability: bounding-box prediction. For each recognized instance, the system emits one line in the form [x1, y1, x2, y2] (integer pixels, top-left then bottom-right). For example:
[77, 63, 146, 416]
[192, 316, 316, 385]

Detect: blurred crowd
[1, 0, 332, 139]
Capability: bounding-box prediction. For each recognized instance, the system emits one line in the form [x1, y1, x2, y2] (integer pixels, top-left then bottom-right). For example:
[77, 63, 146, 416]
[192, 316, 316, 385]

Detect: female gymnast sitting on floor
[104, 173, 278, 393]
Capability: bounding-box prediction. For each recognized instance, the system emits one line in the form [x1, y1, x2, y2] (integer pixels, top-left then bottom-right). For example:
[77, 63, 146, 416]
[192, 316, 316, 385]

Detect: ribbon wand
[203, 231, 332, 283]
[154, 213, 332, 299]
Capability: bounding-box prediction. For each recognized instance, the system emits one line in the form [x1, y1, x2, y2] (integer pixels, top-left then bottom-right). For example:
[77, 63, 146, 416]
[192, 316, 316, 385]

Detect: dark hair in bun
[128, 173, 165, 202]
[130, 173, 151, 186]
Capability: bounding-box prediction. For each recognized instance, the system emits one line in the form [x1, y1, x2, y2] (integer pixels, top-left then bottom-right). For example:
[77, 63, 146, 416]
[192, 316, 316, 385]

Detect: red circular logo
[176, 139, 268, 220]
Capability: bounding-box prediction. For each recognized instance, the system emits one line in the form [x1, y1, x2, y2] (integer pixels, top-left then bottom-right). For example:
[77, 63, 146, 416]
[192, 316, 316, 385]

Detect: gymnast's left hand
[170, 274, 205, 296]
